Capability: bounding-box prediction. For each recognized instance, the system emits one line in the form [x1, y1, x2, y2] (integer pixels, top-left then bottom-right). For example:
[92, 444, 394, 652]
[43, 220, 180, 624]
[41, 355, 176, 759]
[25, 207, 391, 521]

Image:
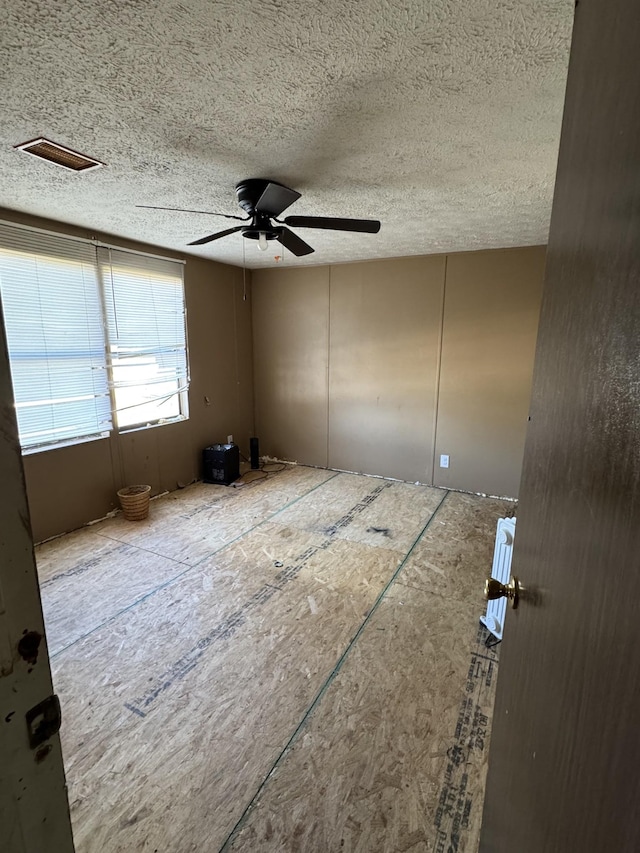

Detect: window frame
[0, 221, 189, 454]
[97, 246, 190, 434]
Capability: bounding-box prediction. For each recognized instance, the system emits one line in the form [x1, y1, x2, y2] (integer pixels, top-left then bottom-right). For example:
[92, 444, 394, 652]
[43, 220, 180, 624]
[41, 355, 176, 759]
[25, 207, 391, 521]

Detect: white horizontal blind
[98, 248, 188, 429]
[0, 226, 112, 450]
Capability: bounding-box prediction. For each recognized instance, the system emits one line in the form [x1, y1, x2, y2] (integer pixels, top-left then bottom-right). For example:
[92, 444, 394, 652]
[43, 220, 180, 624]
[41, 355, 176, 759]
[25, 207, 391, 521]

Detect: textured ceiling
[0, 1, 574, 268]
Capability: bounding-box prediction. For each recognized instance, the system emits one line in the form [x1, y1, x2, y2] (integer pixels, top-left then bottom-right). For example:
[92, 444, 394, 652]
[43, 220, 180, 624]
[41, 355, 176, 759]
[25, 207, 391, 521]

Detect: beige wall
[434, 247, 546, 497]
[0, 210, 254, 542]
[252, 247, 545, 498]
[252, 267, 329, 467]
[329, 257, 445, 482]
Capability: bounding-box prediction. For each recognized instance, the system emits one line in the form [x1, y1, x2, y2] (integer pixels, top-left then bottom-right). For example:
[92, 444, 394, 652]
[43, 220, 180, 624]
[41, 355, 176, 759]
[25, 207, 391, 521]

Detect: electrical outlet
[227, 434, 233, 445]
[440, 454, 450, 469]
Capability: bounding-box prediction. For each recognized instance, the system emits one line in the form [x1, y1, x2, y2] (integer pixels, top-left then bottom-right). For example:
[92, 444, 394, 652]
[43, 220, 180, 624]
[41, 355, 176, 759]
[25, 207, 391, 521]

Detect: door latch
[25, 694, 62, 749]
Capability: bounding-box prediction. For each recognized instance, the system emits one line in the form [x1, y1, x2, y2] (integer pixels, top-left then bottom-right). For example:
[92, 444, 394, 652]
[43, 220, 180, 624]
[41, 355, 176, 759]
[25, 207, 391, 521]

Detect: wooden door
[0, 301, 75, 848]
[480, 1, 640, 851]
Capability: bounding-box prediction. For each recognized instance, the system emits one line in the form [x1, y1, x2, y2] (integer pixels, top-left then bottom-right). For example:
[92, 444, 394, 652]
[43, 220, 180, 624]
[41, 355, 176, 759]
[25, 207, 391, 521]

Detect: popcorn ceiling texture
[0, 1, 574, 268]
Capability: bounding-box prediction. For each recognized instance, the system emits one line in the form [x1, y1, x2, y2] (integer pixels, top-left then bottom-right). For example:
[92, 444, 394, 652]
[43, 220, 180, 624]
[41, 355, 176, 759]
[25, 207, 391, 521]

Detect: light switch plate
[440, 454, 450, 469]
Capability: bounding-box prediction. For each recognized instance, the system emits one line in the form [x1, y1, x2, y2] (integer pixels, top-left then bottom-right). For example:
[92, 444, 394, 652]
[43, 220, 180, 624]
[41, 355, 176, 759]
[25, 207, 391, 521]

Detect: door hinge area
[25, 694, 61, 749]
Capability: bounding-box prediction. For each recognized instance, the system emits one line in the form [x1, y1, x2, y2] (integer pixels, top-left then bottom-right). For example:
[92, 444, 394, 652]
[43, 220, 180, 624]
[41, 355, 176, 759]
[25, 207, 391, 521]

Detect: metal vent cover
[14, 138, 104, 172]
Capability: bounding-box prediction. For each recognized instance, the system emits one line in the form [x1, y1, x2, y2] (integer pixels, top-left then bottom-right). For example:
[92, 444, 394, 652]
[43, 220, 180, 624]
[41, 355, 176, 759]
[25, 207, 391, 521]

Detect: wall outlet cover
[227, 435, 233, 445]
[440, 454, 450, 468]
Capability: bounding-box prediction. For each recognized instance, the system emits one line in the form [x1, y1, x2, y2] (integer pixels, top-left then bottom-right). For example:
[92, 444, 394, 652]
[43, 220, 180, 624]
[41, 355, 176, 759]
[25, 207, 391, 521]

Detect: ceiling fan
[138, 178, 381, 257]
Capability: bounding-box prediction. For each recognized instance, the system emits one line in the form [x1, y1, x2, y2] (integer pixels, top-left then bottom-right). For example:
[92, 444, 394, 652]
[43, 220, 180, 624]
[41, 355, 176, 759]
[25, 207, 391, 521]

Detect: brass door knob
[484, 576, 520, 609]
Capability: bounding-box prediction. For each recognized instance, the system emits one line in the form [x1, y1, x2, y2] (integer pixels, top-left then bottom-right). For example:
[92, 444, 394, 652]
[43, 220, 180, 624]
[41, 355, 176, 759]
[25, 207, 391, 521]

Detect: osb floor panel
[36, 466, 511, 853]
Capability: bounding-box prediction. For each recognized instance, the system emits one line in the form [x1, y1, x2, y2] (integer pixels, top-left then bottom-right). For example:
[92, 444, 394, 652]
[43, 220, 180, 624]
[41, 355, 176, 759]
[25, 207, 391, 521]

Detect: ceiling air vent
[14, 138, 104, 172]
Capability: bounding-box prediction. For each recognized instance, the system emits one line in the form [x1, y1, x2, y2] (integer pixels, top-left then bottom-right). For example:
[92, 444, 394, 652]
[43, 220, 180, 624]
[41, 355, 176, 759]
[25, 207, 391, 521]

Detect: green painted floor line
[51, 470, 341, 660]
[218, 490, 450, 852]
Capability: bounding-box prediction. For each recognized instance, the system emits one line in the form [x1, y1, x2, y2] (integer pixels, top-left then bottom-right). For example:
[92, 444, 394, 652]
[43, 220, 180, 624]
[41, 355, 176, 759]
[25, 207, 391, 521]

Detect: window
[99, 249, 189, 430]
[0, 227, 112, 450]
[0, 224, 188, 452]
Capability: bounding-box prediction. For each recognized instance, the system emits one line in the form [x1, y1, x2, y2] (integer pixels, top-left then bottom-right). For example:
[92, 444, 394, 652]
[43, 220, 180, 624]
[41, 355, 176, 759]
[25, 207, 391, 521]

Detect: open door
[0, 299, 75, 848]
[481, 1, 640, 850]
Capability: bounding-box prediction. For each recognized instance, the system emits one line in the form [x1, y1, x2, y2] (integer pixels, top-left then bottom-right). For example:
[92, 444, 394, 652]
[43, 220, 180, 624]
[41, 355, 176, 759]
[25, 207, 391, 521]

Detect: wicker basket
[117, 485, 151, 521]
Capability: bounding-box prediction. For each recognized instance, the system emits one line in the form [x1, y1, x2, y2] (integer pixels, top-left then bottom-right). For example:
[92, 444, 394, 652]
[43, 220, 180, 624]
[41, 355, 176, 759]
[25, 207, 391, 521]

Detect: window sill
[21, 416, 189, 454]
[118, 415, 188, 436]
[22, 432, 110, 456]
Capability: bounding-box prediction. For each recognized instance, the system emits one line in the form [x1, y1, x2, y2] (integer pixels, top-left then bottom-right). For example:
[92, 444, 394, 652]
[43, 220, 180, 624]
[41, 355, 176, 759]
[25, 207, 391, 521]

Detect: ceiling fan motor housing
[235, 178, 280, 214]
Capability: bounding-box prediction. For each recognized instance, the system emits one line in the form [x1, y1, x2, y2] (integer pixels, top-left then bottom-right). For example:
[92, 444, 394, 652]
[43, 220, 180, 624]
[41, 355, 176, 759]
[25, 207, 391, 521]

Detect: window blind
[98, 248, 188, 430]
[0, 225, 112, 450]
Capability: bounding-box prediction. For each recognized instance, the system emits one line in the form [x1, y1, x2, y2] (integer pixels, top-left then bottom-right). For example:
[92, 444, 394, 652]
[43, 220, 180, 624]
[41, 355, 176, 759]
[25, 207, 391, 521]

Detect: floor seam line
[81, 532, 192, 565]
[218, 489, 450, 852]
[50, 471, 341, 660]
[50, 564, 194, 659]
[394, 577, 482, 602]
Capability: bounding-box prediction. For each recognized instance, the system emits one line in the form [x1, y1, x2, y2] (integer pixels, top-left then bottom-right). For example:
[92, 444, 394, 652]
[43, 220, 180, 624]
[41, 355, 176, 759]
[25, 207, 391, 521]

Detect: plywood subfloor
[36, 465, 511, 853]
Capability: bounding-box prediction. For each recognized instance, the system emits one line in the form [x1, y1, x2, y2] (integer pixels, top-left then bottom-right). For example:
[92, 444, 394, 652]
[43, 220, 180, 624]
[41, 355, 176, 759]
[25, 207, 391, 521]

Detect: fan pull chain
[242, 233, 247, 299]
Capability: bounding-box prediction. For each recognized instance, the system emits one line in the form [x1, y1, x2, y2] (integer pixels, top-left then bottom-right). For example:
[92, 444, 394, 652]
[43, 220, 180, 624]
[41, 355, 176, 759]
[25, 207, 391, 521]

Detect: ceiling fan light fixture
[258, 232, 269, 251]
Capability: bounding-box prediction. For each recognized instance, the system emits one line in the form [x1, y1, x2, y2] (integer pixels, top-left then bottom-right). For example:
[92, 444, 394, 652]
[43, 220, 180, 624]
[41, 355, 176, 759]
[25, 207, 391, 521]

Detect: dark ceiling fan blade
[255, 183, 302, 217]
[276, 227, 314, 257]
[188, 225, 244, 246]
[283, 215, 381, 234]
[137, 204, 249, 222]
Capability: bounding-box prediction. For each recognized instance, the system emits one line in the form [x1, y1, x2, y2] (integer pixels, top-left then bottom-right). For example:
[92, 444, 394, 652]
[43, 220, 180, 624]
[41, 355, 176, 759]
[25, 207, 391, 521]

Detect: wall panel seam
[326, 265, 332, 469]
[430, 255, 448, 485]
[247, 269, 257, 437]
[232, 273, 241, 435]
